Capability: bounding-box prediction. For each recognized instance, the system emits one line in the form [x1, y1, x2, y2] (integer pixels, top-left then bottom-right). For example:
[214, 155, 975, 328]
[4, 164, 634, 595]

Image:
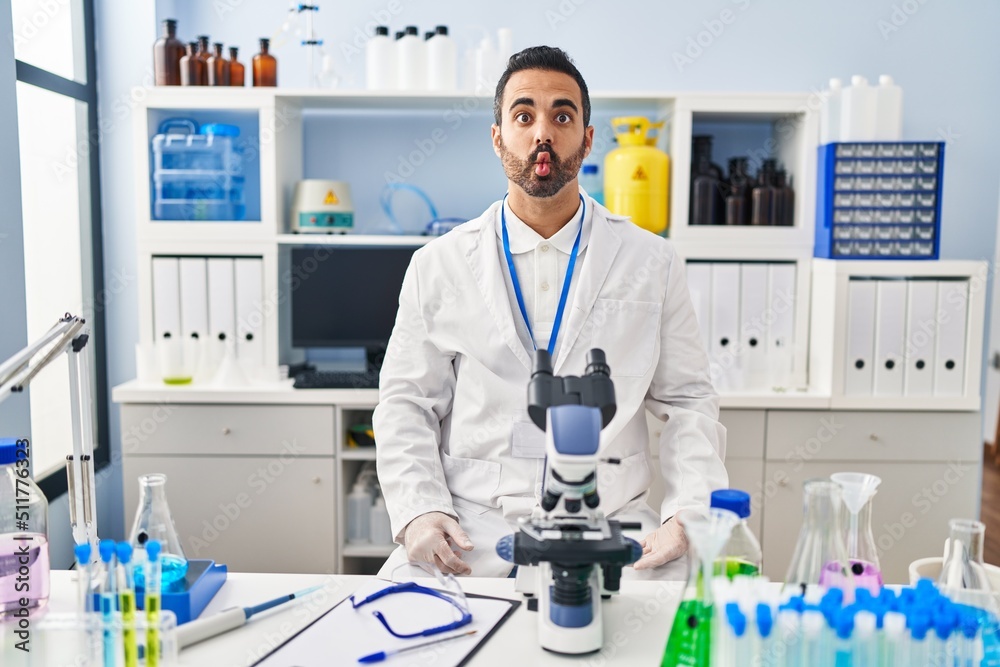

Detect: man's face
[492, 69, 593, 198]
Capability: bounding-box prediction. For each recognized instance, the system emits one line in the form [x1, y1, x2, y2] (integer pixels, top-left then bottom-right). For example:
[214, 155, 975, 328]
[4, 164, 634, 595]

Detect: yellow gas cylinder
[604, 116, 670, 234]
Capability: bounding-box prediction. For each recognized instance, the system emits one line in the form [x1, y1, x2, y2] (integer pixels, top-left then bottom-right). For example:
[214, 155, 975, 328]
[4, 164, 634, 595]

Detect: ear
[491, 124, 502, 158]
[583, 125, 595, 161]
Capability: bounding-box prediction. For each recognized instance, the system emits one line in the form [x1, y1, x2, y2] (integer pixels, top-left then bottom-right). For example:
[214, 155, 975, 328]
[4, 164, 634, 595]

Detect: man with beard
[374, 47, 727, 579]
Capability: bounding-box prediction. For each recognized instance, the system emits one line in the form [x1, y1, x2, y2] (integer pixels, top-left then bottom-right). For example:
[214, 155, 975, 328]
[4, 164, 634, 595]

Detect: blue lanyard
[501, 193, 585, 358]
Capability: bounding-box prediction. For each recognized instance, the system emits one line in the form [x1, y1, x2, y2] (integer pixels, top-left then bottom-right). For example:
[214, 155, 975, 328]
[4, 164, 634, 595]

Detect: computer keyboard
[293, 369, 381, 389]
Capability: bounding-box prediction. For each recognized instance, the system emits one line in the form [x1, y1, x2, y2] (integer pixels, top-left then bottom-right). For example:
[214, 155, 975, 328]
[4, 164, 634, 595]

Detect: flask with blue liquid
[128, 473, 189, 590]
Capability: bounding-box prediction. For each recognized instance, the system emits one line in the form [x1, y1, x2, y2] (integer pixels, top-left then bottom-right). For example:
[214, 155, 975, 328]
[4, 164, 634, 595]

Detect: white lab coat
[373, 196, 728, 578]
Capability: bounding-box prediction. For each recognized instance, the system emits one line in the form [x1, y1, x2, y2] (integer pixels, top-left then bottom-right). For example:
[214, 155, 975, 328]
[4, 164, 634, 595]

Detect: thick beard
[499, 136, 588, 198]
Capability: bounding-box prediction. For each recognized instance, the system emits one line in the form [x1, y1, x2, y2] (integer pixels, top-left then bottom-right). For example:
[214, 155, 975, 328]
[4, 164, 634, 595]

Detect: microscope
[496, 349, 642, 655]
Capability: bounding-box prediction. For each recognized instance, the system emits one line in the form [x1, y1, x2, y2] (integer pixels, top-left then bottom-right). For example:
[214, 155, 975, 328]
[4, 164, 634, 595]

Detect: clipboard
[251, 580, 521, 667]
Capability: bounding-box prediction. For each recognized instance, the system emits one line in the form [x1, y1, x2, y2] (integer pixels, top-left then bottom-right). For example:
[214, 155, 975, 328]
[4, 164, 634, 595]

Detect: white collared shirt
[496, 198, 593, 357]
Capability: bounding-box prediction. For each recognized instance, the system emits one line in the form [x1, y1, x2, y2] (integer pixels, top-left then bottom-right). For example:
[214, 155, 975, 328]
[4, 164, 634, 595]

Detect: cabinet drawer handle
[312, 477, 322, 484]
[222, 427, 232, 436]
[779, 478, 789, 487]
[869, 433, 879, 442]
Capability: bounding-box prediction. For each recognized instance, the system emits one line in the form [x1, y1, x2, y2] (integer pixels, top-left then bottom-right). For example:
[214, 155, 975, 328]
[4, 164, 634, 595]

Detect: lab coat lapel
[464, 206, 533, 371]
[553, 209, 622, 375]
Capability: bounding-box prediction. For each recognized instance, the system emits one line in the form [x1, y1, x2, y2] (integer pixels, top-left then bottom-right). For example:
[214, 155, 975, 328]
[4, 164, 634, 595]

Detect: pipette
[176, 585, 323, 648]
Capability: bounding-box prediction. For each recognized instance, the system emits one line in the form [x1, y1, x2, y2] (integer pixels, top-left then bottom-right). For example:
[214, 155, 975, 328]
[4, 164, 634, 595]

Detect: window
[10, 0, 107, 496]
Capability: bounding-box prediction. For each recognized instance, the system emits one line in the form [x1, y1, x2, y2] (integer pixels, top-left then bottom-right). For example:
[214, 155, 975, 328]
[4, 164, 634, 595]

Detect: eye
[556, 113, 571, 123]
[515, 112, 531, 123]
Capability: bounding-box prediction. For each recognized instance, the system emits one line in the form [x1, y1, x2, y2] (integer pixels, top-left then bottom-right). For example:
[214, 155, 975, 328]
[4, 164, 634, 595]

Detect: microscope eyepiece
[585, 348, 611, 377]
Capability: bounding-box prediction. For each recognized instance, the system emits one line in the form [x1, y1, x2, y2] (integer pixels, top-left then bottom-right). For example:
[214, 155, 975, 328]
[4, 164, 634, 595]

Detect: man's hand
[633, 516, 688, 571]
[402, 512, 474, 575]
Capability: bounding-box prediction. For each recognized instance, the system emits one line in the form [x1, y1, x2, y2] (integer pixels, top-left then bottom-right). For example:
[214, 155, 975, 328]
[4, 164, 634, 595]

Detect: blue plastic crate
[815, 142, 944, 259]
[150, 119, 246, 222]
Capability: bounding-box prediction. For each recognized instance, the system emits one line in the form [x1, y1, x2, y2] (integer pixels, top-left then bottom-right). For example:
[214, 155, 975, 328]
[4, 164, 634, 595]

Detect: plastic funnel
[831, 473, 881, 516]
[683, 507, 741, 566]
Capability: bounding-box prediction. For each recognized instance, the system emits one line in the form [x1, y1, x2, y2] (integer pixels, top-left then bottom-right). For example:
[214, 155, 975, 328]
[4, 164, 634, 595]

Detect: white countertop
[42, 569, 683, 666]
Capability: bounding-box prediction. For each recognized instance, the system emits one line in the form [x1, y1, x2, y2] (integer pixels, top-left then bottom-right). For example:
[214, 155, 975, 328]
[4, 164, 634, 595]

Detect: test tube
[756, 602, 775, 667]
[882, 611, 906, 667]
[853, 610, 877, 667]
[145, 540, 163, 667]
[727, 601, 749, 667]
[98, 539, 117, 667]
[75, 543, 93, 614]
[777, 608, 801, 667]
[801, 610, 825, 666]
[117, 542, 139, 667]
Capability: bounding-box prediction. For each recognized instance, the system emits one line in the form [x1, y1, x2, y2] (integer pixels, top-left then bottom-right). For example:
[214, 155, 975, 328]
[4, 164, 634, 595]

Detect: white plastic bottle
[369, 495, 394, 545]
[427, 25, 457, 91]
[347, 483, 372, 544]
[474, 36, 497, 95]
[396, 25, 427, 91]
[820, 78, 842, 144]
[839, 75, 877, 142]
[496, 28, 513, 68]
[365, 25, 395, 90]
[875, 75, 903, 141]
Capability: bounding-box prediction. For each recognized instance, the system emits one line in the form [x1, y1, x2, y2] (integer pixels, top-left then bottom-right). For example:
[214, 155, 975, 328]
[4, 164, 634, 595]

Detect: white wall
[95, 0, 1000, 540]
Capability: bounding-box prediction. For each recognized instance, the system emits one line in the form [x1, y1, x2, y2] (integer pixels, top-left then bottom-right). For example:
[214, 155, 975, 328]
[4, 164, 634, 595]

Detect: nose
[533, 116, 555, 147]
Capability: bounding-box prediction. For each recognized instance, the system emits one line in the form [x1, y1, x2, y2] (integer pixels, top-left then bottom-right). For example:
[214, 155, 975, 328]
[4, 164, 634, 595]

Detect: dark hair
[493, 46, 591, 128]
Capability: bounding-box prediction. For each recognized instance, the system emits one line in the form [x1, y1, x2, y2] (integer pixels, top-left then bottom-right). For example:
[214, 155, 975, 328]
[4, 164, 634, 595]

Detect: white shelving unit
[115, 87, 987, 577]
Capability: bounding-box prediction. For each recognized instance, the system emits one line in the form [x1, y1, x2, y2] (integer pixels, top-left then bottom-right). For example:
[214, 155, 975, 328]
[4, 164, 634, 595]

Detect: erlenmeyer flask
[661, 508, 740, 667]
[785, 479, 854, 597]
[939, 519, 993, 603]
[129, 474, 189, 589]
[831, 472, 883, 593]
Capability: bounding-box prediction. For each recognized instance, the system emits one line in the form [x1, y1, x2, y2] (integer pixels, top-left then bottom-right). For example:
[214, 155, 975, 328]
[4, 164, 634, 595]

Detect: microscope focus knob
[541, 491, 561, 512]
[496, 534, 515, 563]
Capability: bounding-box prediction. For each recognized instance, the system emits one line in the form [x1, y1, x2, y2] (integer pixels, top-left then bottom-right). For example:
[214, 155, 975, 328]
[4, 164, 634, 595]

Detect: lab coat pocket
[597, 450, 652, 510]
[591, 299, 662, 377]
[441, 452, 501, 515]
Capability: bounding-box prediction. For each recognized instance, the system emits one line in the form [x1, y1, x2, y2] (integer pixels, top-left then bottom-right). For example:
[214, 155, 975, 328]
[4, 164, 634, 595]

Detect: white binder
[234, 258, 265, 368]
[207, 258, 236, 345]
[767, 263, 797, 387]
[844, 279, 877, 395]
[933, 280, 969, 396]
[179, 258, 209, 342]
[873, 280, 906, 396]
[739, 263, 769, 391]
[903, 280, 938, 396]
[685, 262, 713, 355]
[151, 257, 181, 341]
[710, 263, 740, 390]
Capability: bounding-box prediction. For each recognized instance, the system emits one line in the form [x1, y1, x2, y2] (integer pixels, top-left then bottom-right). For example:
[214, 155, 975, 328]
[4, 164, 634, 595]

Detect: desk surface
[50, 570, 682, 666]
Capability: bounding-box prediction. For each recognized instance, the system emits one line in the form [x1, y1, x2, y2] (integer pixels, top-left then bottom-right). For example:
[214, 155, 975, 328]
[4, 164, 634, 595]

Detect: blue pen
[98, 539, 117, 667]
[357, 629, 478, 663]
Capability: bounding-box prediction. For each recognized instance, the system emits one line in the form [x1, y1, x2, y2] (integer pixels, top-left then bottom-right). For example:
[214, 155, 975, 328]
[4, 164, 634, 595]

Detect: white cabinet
[123, 454, 336, 574]
[760, 410, 982, 584]
[120, 402, 339, 574]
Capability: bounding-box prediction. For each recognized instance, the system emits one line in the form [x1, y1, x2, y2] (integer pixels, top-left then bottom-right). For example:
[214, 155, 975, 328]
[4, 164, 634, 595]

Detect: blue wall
[94, 0, 1000, 541]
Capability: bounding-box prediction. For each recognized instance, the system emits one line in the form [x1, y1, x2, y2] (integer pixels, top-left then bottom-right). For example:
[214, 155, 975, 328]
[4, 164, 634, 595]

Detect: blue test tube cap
[116, 542, 133, 565]
[146, 540, 162, 562]
[74, 543, 92, 564]
[915, 577, 938, 596]
[836, 608, 855, 640]
[910, 612, 931, 640]
[822, 587, 845, 608]
[725, 602, 747, 638]
[756, 603, 774, 638]
[779, 595, 805, 614]
[960, 610, 980, 639]
[99, 539, 116, 563]
[855, 588, 873, 607]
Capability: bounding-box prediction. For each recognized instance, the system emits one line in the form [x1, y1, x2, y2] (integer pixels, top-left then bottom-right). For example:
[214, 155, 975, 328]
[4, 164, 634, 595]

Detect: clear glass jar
[710, 489, 762, 577]
[0, 438, 50, 618]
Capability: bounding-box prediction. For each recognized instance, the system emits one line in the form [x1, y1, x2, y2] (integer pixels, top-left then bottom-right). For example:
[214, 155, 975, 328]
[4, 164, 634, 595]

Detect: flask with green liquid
[661, 508, 740, 667]
[711, 489, 762, 578]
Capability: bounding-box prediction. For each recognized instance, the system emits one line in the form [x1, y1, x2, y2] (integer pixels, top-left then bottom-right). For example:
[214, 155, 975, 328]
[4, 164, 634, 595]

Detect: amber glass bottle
[229, 47, 245, 86]
[153, 19, 184, 85]
[179, 42, 205, 86]
[252, 38, 277, 87]
[207, 43, 231, 86]
[196, 36, 211, 85]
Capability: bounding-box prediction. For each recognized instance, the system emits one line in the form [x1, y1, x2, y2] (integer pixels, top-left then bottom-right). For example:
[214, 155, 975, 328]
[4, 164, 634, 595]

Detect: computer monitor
[290, 245, 419, 362]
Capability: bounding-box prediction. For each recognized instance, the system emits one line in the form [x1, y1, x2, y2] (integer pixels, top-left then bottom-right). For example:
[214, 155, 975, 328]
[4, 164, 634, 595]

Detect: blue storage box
[151, 119, 246, 221]
[815, 142, 944, 259]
